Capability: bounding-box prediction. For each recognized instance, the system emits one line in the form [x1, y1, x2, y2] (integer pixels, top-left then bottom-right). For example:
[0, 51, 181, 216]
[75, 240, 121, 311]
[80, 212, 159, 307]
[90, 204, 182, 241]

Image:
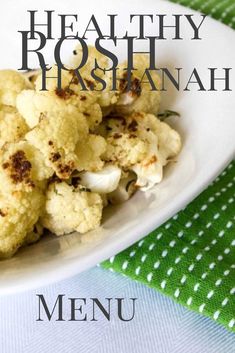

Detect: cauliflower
[101, 114, 149, 167]
[0, 141, 53, 190]
[102, 112, 181, 190]
[71, 45, 119, 114]
[0, 106, 29, 148]
[104, 133, 148, 167]
[148, 116, 182, 163]
[75, 134, 106, 172]
[41, 181, 103, 236]
[78, 165, 121, 193]
[0, 142, 44, 191]
[33, 65, 102, 130]
[0, 49, 182, 259]
[81, 100, 103, 131]
[113, 55, 161, 116]
[0, 189, 45, 258]
[0, 142, 46, 258]
[18, 67, 102, 131]
[18, 143, 54, 181]
[19, 95, 104, 176]
[26, 109, 88, 179]
[128, 113, 181, 189]
[71, 45, 109, 79]
[16, 90, 53, 128]
[35, 65, 72, 92]
[0, 70, 32, 107]
[16, 89, 92, 129]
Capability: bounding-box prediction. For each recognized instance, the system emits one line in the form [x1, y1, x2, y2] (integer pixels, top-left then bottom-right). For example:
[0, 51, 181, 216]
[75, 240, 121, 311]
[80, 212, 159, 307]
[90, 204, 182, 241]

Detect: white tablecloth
[1, 267, 234, 353]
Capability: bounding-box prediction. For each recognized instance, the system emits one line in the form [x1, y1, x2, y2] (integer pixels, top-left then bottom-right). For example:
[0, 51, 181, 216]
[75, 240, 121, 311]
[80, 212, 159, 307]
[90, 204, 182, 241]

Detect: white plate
[0, 0, 235, 294]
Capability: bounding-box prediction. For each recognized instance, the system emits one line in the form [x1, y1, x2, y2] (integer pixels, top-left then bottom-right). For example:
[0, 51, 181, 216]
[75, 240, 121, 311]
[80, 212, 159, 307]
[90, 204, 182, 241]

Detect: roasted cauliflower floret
[18, 66, 102, 131]
[0, 106, 29, 148]
[102, 112, 181, 190]
[26, 109, 88, 179]
[0, 143, 45, 258]
[34, 65, 102, 130]
[126, 112, 181, 164]
[71, 45, 119, 114]
[148, 116, 182, 163]
[0, 70, 32, 107]
[128, 113, 181, 189]
[17, 89, 91, 129]
[113, 55, 161, 116]
[71, 45, 109, 79]
[101, 114, 149, 168]
[35, 65, 72, 92]
[41, 182, 103, 236]
[16, 90, 52, 128]
[104, 133, 148, 168]
[0, 147, 35, 193]
[17, 89, 84, 129]
[75, 134, 106, 172]
[0, 141, 53, 190]
[0, 189, 45, 258]
[81, 100, 103, 131]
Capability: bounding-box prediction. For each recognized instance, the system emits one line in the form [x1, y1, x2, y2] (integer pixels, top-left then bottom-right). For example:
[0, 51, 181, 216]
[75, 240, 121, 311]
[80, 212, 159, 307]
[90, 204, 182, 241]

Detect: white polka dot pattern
[103, 156, 235, 331]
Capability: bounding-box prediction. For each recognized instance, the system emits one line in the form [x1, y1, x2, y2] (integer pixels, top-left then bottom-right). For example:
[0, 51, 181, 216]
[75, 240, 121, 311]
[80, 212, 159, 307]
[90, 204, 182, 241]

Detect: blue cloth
[0, 267, 234, 353]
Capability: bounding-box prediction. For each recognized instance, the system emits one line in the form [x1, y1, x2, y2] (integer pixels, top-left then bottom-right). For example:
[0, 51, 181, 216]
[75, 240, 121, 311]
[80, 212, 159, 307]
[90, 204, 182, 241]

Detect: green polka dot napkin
[102, 1, 235, 333]
[171, 0, 235, 29]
